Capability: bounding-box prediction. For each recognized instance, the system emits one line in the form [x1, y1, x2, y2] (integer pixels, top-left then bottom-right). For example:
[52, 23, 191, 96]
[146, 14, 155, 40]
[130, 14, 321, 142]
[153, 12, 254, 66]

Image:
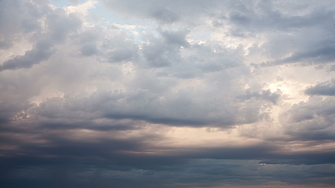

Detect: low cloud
[305, 79, 335, 96]
[0, 40, 55, 71]
[1, 0, 335, 187]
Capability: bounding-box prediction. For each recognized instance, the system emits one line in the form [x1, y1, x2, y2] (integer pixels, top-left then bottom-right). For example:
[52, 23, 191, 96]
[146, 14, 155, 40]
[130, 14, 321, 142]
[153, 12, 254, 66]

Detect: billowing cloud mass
[1, 0, 335, 187]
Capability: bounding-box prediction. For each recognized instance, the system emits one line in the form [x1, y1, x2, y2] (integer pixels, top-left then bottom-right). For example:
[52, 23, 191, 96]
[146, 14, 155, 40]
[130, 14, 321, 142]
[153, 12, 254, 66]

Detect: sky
[1, 0, 335, 187]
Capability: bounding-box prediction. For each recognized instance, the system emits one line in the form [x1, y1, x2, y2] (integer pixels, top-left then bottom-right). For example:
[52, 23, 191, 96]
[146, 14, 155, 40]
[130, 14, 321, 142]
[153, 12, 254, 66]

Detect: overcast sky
[1, 0, 335, 187]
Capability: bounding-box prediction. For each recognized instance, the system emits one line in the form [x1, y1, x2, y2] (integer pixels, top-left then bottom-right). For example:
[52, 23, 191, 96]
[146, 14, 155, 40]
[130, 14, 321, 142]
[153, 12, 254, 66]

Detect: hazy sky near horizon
[1, 0, 335, 187]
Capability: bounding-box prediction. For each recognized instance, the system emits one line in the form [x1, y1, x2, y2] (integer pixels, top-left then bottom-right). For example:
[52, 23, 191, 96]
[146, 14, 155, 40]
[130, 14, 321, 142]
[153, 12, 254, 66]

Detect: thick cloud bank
[1, 0, 335, 187]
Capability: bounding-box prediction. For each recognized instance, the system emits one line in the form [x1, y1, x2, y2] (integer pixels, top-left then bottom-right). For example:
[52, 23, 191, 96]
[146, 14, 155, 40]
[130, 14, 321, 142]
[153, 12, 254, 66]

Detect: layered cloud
[1, 0, 335, 187]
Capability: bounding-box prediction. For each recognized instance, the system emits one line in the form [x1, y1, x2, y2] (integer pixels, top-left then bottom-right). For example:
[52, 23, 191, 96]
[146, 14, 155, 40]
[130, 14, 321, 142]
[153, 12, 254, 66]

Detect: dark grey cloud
[238, 89, 281, 104]
[108, 48, 135, 63]
[1, 160, 334, 188]
[0, 40, 55, 71]
[1, 131, 334, 188]
[0, 39, 13, 49]
[305, 79, 335, 96]
[229, 12, 251, 26]
[280, 97, 335, 141]
[226, 1, 335, 66]
[284, 42, 335, 64]
[142, 38, 181, 67]
[0, 100, 34, 126]
[101, 0, 213, 25]
[149, 7, 180, 24]
[0, 0, 47, 37]
[259, 42, 335, 67]
[39, 121, 140, 131]
[80, 43, 98, 56]
[28, 90, 238, 127]
[159, 29, 190, 47]
[228, 3, 335, 31]
[99, 31, 139, 63]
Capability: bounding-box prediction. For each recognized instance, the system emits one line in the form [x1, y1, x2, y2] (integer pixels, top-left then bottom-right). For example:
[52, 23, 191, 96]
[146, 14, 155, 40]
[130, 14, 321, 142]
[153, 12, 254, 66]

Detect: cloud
[46, 10, 82, 42]
[142, 37, 182, 67]
[149, 7, 180, 24]
[280, 97, 335, 141]
[305, 79, 335, 96]
[0, 40, 55, 71]
[1, 0, 335, 187]
[80, 43, 98, 56]
[0, 39, 13, 49]
[159, 29, 190, 47]
[27, 87, 254, 127]
[259, 43, 335, 66]
[0, 0, 46, 37]
[238, 89, 282, 104]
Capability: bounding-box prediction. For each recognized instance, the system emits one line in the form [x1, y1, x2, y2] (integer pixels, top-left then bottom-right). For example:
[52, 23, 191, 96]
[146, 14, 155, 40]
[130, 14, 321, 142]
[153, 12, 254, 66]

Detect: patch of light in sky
[50, 0, 152, 43]
[99, 1, 155, 43]
[50, 0, 74, 7]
